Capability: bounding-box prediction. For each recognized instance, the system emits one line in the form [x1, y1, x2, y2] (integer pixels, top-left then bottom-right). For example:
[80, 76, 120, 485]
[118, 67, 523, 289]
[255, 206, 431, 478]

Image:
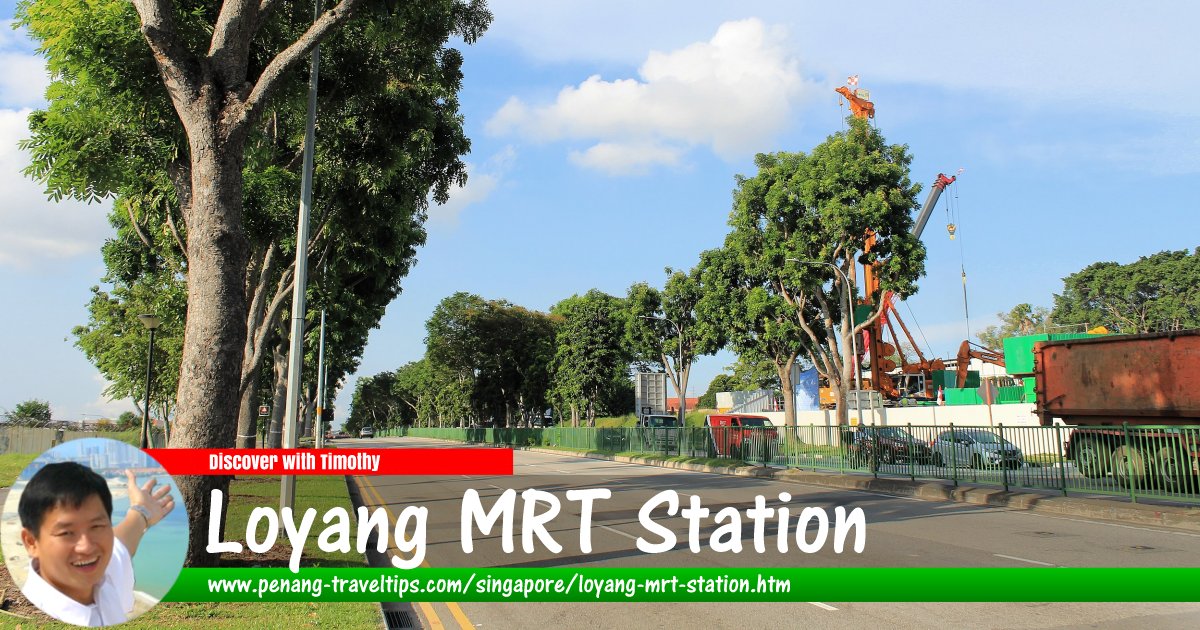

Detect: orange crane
[836, 80, 967, 401]
[835, 86, 875, 120]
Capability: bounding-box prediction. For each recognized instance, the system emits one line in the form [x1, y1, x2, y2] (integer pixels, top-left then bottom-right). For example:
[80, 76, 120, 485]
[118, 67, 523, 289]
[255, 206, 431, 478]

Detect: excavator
[954, 340, 1005, 388]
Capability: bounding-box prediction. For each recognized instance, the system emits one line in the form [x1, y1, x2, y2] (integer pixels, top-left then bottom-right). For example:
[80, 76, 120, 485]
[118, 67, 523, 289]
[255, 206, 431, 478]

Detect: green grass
[0, 452, 38, 487]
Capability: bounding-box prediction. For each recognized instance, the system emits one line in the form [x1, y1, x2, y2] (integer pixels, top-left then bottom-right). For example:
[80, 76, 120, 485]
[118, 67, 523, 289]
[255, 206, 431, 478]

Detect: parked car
[930, 428, 1023, 469]
[359, 426, 375, 438]
[848, 426, 934, 466]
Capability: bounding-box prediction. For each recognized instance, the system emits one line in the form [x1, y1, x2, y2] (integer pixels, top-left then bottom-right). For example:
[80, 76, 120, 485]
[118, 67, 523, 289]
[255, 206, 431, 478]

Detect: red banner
[144, 448, 513, 476]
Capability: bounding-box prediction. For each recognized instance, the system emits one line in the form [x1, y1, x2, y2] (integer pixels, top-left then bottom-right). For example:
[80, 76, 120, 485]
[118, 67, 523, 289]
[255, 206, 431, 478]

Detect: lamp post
[639, 315, 685, 428]
[786, 259, 861, 406]
[137, 313, 161, 449]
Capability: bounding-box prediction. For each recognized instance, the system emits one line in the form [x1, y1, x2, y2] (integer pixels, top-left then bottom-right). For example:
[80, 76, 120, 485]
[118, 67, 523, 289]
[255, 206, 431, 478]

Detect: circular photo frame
[1, 438, 187, 627]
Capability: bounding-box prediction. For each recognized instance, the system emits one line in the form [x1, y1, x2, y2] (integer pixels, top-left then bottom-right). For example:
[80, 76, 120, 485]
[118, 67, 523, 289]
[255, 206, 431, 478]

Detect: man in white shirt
[18, 462, 175, 627]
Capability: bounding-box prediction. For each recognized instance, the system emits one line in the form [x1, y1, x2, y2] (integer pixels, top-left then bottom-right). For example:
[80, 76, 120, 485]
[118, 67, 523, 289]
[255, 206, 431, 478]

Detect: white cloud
[0, 23, 49, 108]
[568, 141, 683, 175]
[80, 373, 136, 420]
[487, 19, 811, 172]
[0, 108, 112, 268]
[485, 2, 1200, 125]
[428, 147, 516, 225]
[0, 52, 49, 108]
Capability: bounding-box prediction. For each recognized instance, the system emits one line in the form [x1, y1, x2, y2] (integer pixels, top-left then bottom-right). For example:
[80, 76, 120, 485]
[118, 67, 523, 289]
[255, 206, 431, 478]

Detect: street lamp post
[137, 313, 161, 449]
[786, 259, 862, 408]
[639, 315, 685, 428]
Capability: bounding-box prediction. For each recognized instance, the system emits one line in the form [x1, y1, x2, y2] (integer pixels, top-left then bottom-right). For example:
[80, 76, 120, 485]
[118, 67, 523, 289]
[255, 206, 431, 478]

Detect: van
[703, 414, 779, 460]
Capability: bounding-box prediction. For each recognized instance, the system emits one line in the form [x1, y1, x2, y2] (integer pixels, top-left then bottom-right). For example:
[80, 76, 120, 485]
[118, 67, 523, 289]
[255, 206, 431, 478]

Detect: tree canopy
[704, 117, 924, 425]
[18, 0, 491, 567]
[977, 303, 1055, 348]
[1052, 248, 1200, 334]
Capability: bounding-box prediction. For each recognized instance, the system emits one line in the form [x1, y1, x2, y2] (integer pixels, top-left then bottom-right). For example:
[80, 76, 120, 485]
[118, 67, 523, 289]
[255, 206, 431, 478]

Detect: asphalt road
[345, 436, 1200, 630]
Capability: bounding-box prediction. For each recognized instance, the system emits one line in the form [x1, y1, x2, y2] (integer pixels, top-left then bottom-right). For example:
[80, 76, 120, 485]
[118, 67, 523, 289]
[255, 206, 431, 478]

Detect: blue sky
[2, 1, 1197, 425]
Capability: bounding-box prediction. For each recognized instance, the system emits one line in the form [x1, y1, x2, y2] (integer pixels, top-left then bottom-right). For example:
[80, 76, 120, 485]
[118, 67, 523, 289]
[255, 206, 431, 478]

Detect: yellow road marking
[418, 602, 446, 630]
[355, 475, 475, 630]
[446, 602, 474, 628]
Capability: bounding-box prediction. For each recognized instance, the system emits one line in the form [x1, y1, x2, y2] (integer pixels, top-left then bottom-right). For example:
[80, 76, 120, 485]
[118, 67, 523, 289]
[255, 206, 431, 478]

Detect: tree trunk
[266, 341, 289, 448]
[776, 354, 797, 428]
[235, 369, 260, 448]
[170, 137, 249, 568]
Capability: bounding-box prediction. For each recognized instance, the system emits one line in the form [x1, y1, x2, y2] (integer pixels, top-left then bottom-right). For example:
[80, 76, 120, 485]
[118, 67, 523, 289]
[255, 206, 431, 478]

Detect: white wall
[748, 404, 1066, 455]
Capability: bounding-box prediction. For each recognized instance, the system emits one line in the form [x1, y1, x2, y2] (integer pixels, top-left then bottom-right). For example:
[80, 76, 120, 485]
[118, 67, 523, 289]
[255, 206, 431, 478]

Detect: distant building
[665, 397, 700, 412]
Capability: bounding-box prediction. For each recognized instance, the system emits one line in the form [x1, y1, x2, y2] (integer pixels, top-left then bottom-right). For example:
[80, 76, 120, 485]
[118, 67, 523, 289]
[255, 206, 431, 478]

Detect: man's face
[20, 494, 114, 604]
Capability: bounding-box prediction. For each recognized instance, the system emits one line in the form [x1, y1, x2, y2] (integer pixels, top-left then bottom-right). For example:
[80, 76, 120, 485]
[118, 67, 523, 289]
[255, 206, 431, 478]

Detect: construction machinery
[955, 340, 1005, 388]
[835, 79, 971, 403]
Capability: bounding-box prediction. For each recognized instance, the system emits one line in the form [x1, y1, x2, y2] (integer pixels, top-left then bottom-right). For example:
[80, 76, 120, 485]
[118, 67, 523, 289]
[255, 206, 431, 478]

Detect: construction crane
[836, 80, 969, 402]
[835, 85, 875, 120]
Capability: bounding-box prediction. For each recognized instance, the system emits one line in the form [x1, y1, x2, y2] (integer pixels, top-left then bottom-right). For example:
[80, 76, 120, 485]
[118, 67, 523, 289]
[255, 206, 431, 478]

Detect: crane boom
[911, 173, 956, 239]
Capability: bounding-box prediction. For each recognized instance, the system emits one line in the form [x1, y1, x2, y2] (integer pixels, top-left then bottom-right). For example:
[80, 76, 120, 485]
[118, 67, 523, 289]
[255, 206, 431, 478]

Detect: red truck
[1034, 329, 1200, 490]
[704, 414, 780, 461]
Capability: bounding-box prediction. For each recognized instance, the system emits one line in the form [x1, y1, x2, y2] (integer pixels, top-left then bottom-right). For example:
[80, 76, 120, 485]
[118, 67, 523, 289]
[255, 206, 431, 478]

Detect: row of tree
[350, 117, 927, 429]
[978, 248, 1200, 347]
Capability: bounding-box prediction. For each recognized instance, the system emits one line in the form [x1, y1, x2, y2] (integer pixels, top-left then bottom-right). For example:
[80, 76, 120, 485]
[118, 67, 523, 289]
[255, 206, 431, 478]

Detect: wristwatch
[129, 504, 154, 530]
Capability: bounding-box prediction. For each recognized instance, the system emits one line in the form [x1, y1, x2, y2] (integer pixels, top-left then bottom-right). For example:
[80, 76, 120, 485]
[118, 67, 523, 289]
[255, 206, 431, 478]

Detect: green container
[1003, 332, 1106, 375]
[1003, 334, 1049, 375]
[1022, 377, 1036, 402]
[944, 387, 983, 406]
[930, 369, 979, 389]
[996, 385, 1025, 404]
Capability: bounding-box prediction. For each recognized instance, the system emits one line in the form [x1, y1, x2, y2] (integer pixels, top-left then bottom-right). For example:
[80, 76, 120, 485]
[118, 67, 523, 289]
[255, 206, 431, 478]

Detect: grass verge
[0, 452, 38, 487]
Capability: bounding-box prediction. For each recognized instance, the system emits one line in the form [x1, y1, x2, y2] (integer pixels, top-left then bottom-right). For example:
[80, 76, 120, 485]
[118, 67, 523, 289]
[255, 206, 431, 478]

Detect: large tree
[424, 293, 557, 426]
[19, 0, 490, 566]
[710, 117, 924, 425]
[624, 268, 723, 416]
[1052, 248, 1200, 334]
[549, 290, 631, 426]
[978, 303, 1054, 349]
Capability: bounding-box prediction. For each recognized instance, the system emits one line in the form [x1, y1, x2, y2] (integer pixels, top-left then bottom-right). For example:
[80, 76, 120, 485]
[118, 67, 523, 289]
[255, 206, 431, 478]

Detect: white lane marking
[487, 484, 504, 490]
[598, 524, 640, 541]
[994, 553, 1057, 566]
[556, 470, 571, 474]
[807, 602, 838, 611]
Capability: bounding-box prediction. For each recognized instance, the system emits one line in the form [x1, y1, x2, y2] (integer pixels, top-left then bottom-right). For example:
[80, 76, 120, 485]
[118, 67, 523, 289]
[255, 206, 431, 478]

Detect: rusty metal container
[1034, 329, 1200, 425]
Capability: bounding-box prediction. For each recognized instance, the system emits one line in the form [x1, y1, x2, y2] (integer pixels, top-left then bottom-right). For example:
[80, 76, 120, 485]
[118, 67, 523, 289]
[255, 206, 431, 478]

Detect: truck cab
[637, 414, 680, 451]
[704, 414, 780, 461]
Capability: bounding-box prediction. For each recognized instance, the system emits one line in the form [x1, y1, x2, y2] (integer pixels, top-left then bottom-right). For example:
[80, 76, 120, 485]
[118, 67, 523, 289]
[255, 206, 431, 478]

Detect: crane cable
[945, 172, 972, 342]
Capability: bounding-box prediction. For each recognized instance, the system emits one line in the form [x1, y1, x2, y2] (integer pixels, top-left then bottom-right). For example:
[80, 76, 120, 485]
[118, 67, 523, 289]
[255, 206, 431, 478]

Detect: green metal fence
[383, 423, 1200, 504]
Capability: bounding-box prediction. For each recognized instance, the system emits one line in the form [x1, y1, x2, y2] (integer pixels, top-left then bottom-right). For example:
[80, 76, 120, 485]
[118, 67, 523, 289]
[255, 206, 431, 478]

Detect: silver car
[931, 429, 1023, 469]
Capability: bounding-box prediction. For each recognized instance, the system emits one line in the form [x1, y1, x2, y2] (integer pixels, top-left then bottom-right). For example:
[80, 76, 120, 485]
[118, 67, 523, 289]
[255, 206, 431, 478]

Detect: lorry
[703, 414, 780, 462]
[637, 414, 680, 452]
[1034, 329, 1200, 490]
[634, 372, 668, 420]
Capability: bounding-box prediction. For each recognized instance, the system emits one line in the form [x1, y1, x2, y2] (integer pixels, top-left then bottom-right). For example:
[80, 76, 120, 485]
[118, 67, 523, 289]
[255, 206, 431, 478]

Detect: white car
[931, 429, 1022, 468]
[359, 426, 375, 438]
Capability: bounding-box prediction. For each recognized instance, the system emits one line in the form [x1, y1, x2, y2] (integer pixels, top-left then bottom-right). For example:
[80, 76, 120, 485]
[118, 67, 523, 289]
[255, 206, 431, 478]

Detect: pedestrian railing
[385, 423, 1200, 505]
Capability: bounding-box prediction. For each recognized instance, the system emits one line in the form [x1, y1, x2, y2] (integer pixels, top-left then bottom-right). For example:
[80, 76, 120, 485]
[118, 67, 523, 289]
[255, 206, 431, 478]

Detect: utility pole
[281, 0, 321, 513]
